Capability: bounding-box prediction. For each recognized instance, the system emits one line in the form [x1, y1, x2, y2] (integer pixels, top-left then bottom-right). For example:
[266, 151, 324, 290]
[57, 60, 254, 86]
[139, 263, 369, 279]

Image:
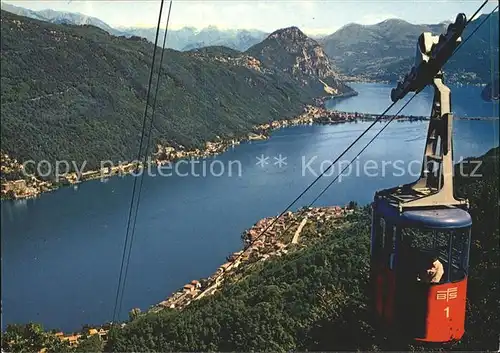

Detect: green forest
[3, 148, 497, 352]
[0, 10, 352, 172]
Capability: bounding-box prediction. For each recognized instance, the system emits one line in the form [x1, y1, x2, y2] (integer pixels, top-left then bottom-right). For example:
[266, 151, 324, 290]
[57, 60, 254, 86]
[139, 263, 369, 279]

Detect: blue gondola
[370, 13, 474, 343]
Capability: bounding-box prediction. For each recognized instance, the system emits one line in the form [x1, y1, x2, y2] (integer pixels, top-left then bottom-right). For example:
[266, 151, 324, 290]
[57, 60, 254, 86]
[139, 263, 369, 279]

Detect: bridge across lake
[331, 110, 499, 121]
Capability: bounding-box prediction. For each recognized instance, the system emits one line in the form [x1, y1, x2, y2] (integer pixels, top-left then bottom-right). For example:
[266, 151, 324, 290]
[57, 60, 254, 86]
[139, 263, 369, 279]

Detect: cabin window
[449, 228, 471, 282]
[371, 212, 398, 266]
[384, 224, 396, 252]
[400, 227, 471, 283]
[379, 217, 386, 249]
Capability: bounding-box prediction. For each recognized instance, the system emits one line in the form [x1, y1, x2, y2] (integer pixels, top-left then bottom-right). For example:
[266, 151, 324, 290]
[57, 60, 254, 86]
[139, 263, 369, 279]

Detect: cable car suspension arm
[379, 11, 477, 211]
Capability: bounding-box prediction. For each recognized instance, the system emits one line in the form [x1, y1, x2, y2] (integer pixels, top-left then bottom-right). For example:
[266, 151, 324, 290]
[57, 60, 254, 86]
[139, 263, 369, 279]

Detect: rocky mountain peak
[268, 26, 308, 41]
[245, 26, 353, 95]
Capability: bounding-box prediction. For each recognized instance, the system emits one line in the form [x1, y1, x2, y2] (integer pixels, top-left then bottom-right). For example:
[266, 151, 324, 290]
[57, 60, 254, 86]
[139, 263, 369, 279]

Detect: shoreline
[1, 94, 496, 200]
[38, 205, 355, 347]
[144, 205, 354, 313]
[0, 93, 349, 200]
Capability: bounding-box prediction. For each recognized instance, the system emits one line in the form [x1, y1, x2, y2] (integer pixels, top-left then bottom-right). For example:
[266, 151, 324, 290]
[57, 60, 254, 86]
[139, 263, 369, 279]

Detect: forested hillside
[320, 12, 499, 84]
[101, 147, 498, 352]
[0, 10, 352, 170]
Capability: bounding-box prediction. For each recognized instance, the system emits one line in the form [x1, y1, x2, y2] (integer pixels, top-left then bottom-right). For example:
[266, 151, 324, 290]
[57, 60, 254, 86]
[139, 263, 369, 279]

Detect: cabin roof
[375, 198, 472, 229]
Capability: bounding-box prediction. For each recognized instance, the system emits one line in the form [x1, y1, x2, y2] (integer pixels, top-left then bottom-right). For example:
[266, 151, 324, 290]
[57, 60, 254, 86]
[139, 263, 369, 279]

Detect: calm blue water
[329, 82, 500, 118]
[1, 83, 498, 332]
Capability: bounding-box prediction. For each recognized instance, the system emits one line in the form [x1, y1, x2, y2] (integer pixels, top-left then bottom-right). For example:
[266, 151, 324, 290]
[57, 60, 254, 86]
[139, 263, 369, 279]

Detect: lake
[1, 83, 498, 332]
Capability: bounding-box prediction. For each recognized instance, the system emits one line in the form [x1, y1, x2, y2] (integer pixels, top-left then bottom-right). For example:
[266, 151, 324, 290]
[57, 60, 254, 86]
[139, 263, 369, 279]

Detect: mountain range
[0, 9, 353, 171]
[319, 14, 499, 84]
[1, 2, 498, 84]
[0, 2, 129, 36]
[0, 2, 268, 51]
[120, 26, 269, 52]
[318, 19, 449, 81]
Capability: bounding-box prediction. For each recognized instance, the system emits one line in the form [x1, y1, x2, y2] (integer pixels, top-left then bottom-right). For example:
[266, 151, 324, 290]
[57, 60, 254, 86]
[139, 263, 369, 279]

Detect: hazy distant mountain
[318, 19, 449, 82]
[1, 2, 269, 52]
[318, 14, 499, 84]
[0, 2, 45, 20]
[121, 26, 269, 51]
[0, 2, 130, 36]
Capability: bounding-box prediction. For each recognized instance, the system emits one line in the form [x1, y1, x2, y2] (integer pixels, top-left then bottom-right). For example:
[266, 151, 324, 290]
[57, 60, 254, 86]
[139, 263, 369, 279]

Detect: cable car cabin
[369, 17, 474, 343]
[370, 198, 471, 343]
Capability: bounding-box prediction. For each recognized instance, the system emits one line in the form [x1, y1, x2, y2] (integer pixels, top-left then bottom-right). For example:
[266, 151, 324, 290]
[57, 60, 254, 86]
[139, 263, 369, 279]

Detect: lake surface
[1, 83, 498, 332]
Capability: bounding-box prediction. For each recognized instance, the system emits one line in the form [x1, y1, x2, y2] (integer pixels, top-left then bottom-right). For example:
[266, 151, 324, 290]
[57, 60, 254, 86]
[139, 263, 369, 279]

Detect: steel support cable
[222, 2, 497, 273]
[456, 4, 498, 56]
[262, 94, 418, 260]
[111, 0, 166, 324]
[310, 96, 417, 206]
[225, 102, 398, 268]
[466, 0, 490, 26]
[248, 3, 499, 283]
[116, 0, 174, 320]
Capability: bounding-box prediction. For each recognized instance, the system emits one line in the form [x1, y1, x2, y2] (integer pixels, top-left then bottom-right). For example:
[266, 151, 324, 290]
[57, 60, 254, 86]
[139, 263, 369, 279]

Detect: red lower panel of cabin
[415, 278, 467, 343]
[373, 270, 467, 343]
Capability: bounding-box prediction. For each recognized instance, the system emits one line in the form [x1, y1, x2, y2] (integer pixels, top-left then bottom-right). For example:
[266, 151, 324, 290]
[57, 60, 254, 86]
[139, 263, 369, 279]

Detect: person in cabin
[427, 255, 444, 283]
[417, 253, 444, 283]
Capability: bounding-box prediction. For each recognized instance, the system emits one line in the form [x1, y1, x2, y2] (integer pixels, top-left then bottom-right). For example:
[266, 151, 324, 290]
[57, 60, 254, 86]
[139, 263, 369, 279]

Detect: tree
[348, 200, 358, 209]
[74, 334, 104, 352]
[1, 323, 70, 353]
[129, 308, 142, 321]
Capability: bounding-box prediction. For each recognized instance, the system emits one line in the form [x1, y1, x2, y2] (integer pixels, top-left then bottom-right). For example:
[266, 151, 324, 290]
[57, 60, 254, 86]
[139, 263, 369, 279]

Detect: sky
[2, 0, 498, 35]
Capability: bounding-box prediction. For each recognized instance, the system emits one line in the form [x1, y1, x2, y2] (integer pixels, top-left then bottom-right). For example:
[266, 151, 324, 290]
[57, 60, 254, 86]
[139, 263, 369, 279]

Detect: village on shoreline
[145, 205, 355, 314]
[0, 92, 490, 201]
[26, 204, 355, 349]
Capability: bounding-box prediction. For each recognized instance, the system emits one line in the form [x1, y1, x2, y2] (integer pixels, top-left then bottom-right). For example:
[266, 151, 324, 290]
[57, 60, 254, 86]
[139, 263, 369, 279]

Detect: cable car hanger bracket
[376, 13, 471, 213]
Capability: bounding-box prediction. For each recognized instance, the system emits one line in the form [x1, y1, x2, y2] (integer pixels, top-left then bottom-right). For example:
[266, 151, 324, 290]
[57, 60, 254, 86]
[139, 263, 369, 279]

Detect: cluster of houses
[150, 206, 354, 314]
[29, 327, 111, 352]
[154, 132, 268, 166]
[243, 205, 353, 245]
[154, 141, 233, 165]
[53, 327, 109, 347]
[1, 178, 36, 199]
[253, 105, 359, 133]
[0, 156, 141, 200]
[58, 162, 139, 185]
[303, 106, 358, 123]
[0, 154, 49, 199]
